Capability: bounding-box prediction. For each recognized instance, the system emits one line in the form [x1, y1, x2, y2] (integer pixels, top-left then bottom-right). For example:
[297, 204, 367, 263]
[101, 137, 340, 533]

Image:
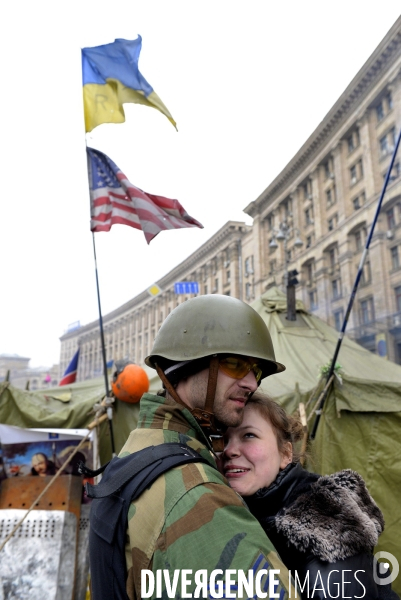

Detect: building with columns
[60, 17, 401, 378]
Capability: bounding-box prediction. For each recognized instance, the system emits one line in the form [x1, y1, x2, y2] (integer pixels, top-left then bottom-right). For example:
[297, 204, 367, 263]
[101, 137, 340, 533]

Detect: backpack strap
[86, 442, 212, 499]
[88, 442, 214, 600]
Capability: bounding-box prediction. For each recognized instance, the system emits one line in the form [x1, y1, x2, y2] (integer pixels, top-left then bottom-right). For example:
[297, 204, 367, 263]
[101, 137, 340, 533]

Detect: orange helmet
[111, 361, 149, 404]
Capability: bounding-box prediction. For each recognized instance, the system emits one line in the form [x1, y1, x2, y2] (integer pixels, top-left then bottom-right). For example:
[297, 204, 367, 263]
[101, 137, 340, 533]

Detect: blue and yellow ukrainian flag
[82, 36, 176, 132]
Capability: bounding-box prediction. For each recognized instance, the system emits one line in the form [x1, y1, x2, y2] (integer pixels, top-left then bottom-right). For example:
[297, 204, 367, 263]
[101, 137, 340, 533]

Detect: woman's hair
[247, 392, 304, 462]
[32, 452, 47, 463]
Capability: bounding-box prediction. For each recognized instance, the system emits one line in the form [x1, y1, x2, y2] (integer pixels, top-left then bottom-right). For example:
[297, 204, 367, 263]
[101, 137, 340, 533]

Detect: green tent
[252, 287, 401, 592]
[0, 365, 157, 465]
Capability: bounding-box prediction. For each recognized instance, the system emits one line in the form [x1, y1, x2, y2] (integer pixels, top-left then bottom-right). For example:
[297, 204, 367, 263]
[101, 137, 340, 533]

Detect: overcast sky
[1, 1, 400, 369]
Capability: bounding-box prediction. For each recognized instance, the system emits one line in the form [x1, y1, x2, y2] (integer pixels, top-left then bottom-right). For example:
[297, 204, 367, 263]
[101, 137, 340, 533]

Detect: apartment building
[245, 17, 401, 362]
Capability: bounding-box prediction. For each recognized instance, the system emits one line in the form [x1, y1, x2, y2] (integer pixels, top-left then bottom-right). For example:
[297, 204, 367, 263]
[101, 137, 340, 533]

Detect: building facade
[60, 17, 401, 378]
[245, 17, 401, 363]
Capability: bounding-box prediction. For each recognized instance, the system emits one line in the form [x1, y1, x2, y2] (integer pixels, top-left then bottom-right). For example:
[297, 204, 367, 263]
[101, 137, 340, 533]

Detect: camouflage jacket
[119, 392, 294, 599]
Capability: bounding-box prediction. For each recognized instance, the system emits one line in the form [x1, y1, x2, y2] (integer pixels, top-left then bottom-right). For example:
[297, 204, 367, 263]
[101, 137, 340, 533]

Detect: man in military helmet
[95, 295, 294, 599]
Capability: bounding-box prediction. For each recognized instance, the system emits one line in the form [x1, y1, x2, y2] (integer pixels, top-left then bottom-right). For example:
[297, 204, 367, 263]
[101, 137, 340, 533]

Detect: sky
[1, 1, 400, 369]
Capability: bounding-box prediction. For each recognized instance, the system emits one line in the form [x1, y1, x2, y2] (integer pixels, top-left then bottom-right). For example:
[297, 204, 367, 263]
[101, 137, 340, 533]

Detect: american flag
[87, 147, 203, 244]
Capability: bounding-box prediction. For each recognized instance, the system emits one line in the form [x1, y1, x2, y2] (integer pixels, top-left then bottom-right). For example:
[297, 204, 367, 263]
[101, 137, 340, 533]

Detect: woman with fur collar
[221, 393, 399, 600]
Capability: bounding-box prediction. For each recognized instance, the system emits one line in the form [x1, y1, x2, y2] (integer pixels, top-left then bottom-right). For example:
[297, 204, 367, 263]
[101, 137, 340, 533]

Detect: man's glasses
[218, 356, 263, 383]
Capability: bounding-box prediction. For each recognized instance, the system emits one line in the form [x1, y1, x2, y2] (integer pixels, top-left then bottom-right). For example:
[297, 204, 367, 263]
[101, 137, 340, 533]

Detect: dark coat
[246, 463, 398, 600]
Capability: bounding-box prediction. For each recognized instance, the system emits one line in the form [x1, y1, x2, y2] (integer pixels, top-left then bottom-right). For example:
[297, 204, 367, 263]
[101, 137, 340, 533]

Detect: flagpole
[310, 126, 401, 440]
[92, 231, 116, 456]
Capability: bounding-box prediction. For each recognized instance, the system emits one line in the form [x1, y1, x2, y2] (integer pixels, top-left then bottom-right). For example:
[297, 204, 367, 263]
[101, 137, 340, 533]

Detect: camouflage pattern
[120, 392, 295, 599]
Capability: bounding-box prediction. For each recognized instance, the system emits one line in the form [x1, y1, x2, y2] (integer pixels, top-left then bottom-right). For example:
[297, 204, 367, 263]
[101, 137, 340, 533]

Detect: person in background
[31, 452, 56, 477]
[222, 392, 399, 600]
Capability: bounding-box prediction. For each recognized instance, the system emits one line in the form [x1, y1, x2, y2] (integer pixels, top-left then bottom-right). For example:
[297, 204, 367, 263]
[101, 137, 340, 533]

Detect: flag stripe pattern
[87, 148, 203, 243]
[59, 349, 80, 386]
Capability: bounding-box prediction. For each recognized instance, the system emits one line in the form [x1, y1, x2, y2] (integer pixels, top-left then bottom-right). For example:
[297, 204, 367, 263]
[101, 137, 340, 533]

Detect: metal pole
[92, 232, 116, 456]
[310, 126, 401, 440]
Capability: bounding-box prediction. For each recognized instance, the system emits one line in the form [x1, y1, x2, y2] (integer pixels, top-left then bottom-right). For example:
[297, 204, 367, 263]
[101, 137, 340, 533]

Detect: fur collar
[275, 468, 384, 562]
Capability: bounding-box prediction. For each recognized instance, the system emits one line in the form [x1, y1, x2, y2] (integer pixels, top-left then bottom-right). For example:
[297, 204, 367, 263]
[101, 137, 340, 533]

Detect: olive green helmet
[145, 294, 285, 378]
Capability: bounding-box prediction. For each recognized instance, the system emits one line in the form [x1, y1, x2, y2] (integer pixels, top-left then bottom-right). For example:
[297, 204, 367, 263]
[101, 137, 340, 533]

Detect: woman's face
[32, 454, 47, 476]
[221, 404, 292, 496]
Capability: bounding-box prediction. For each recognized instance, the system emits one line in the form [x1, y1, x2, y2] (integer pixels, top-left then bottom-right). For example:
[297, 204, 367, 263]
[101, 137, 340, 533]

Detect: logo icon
[373, 551, 399, 586]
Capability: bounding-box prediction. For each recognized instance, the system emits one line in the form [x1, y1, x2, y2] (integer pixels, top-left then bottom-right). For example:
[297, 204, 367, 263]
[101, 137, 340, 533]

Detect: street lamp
[269, 220, 304, 320]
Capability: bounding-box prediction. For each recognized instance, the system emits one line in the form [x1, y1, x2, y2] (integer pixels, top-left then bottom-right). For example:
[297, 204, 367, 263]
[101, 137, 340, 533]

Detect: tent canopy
[253, 286, 401, 399]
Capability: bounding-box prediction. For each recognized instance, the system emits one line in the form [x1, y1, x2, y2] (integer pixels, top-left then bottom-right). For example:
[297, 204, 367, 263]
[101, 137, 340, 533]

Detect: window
[226, 270, 231, 283]
[204, 284, 208, 295]
[214, 278, 219, 293]
[323, 158, 334, 180]
[267, 215, 273, 230]
[306, 261, 314, 284]
[305, 207, 314, 226]
[245, 282, 252, 301]
[380, 127, 396, 158]
[390, 127, 396, 147]
[391, 246, 399, 270]
[334, 309, 344, 332]
[380, 134, 389, 155]
[376, 101, 384, 122]
[329, 247, 337, 269]
[224, 248, 231, 266]
[352, 191, 365, 211]
[348, 135, 354, 154]
[376, 93, 392, 122]
[347, 129, 360, 153]
[360, 298, 375, 325]
[282, 199, 291, 218]
[360, 260, 372, 286]
[328, 214, 338, 232]
[395, 286, 401, 313]
[245, 256, 254, 276]
[350, 159, 363, 185]
[354, 228, 366, 251]
[309, 290, 318, 310]
[326, 188, 335, 207]
[306, 235, 312, 249]
[332, 279, 342, 300]
[387, 207, 396, 230]
[269, 259, 276, 275]
[392, 163, 401, 180]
